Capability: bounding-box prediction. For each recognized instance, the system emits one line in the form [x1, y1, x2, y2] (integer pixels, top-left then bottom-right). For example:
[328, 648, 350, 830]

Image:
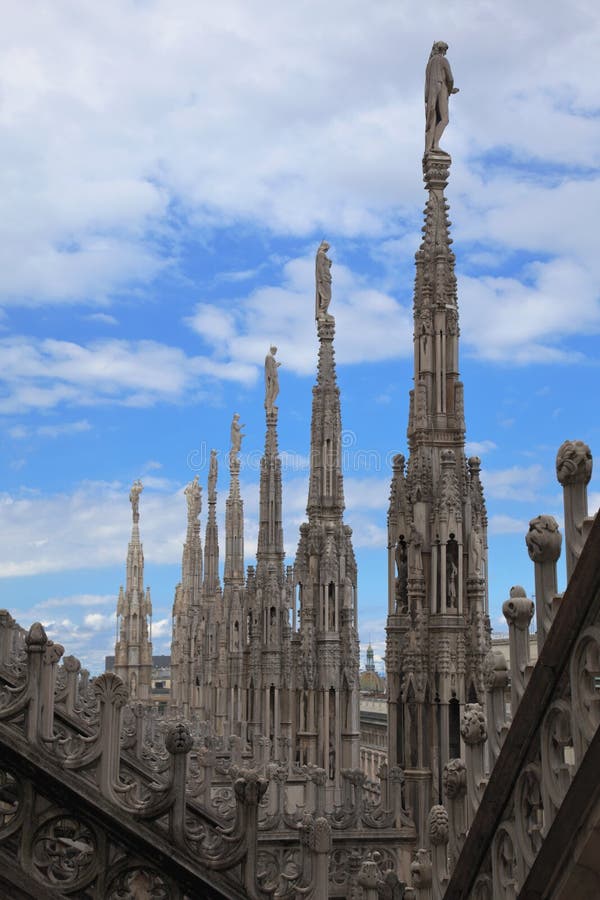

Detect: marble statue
[208, 449, 218, 496]
[184, 475, 201, 521]
[425, 41, 459, 154]
[408, 523, 424, 574]
[469, 525, 483, 575]
[315, 240, 332, 320]
[230, 413, 245, 455]
[264, 345, 281, 411]
[129, 479, 143, 520]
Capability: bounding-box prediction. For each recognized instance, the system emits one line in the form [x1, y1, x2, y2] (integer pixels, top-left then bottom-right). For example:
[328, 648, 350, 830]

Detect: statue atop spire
[208, 448, 218, 500]
[230, 413, 245, 459]
[265, 345, 281, 413]
[424, 41, 459, 154]
[129, 479, 143, 523]
[184, 475, 201, 524]
[315, 240, 333, 322]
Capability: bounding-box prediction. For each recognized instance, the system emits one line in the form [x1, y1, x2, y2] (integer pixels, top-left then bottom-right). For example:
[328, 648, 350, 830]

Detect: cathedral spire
[114, 479, 152, 701]
[307, 241, 345, 520]
[224, 414, 245, 586]
[257, 346, 284, 569]
[292, 241, 360, 781]
[386, 44, 489, 841]
[203, 450, 221, 599]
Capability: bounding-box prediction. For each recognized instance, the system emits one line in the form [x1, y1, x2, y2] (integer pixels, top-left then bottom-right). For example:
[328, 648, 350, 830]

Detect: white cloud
[186, 252, 413, 375]
[482, 464, 545, 503]
[0, 0, 596, 341]
[488, 515, 530, 536]
[85, 313, 118, 326]
[465, 440, 497, 457]
[0, 336, 257, 413]
[9, 419, 92, 439]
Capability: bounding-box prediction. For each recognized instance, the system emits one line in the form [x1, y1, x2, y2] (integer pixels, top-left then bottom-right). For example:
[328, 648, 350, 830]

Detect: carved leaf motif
[93, 672, 129, 708]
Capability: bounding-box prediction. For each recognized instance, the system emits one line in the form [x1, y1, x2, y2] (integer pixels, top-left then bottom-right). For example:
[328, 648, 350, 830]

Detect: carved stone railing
[410, 439, 599, 899]
[0, 619, 279, 898]
[440, 441, 600, 898]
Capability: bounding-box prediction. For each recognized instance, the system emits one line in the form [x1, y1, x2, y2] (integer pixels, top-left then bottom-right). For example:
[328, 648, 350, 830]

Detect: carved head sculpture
[165, 723, 193, 755]
[443, 758, 467, 799]
[502, 585, 534, 630]
[525, 514, 562, 564]
[556, 439, 592, 486]
[410, 849, 432, 888]
[460, 703, 487, 745]
[428, 804, 449, 846]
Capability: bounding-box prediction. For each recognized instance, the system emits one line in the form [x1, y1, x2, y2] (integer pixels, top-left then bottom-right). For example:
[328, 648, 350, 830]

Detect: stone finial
[25, 622, 48, 651]
[425, 41, 459, 155]
[556, 439, 592, 486]
[129, 479, 143, 523]
[393, 453, 405, 473]
[502, 586, 534, 630]
[526, 514, 561, 564]
[93, 672, 129, 707]
[315, 240, 332, 322]
[460, 703, 487, 745]
[264, 345, 281, 412]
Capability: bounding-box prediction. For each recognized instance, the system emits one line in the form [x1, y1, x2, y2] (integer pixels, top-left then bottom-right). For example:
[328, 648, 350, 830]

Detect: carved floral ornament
[31, 815, 97, 889]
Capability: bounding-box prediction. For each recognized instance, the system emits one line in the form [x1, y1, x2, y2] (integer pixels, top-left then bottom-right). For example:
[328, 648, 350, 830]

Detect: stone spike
[307, 316, 345, 519]
[114, 480, 153, 701]
[181, 476, 203, 608]
[386, 48, 490, 844]
[256, 402, 285, 570]
[292, 242, 360, 781]
[203, 449, 221, 598]
[224, 447, 245, 587]
[409, 151, 462, 443]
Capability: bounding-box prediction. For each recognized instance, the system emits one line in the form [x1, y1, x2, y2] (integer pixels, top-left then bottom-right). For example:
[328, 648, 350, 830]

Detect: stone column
[525, 514, 562, 652]
[502, 586, 534, 714]
[556, 439, 592, 580]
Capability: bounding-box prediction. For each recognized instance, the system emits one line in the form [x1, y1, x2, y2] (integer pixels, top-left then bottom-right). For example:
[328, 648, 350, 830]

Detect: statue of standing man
[264, 345, 281, 412]
[230, 413, 245, 457]
[129, 479, 143, 523]
[315, 240, 332, 321]
[425, 41, 459, 154]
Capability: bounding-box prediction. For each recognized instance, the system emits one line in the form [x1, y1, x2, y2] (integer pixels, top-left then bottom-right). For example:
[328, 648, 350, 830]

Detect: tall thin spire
[292, 241, 360, 781]
[114, 480, 152, 701]
[170, 475, 202, 715]
[203, 449, 221, 599]
[257, 346, 284, 568]
[386, 43, 489, 841]
[307, 241, 345, 519]
[224, 415, 245, 586]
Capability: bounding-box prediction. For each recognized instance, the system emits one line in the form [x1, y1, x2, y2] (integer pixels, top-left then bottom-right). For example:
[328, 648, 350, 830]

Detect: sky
[0, 0, 599, 674]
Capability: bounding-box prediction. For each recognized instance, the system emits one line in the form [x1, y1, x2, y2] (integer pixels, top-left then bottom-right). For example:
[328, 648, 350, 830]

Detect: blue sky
[0, 0, 599, 673]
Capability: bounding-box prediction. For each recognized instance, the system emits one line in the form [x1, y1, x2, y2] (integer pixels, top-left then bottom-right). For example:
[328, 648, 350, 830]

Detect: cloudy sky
[0, 0, 599, 672]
